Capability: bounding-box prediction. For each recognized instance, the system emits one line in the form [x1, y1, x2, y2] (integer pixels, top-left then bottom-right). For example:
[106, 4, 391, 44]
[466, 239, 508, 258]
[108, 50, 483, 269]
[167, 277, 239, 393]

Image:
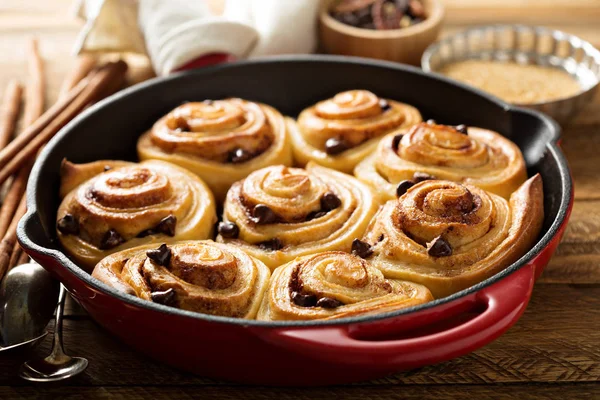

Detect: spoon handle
[51, 284, 67, 357]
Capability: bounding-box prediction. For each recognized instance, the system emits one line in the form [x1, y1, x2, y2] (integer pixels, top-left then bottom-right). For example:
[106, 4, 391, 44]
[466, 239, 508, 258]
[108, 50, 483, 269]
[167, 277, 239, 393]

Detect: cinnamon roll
[257, 251, 433, 321]
[288, 90, 421, 173]
[360, 176, 544, 297]
[92, 241, 270, 319]
[355, 122, 527, 201]
[137, 99, 293, 201]
[216, 163, 380, 270]
[57, 159, 217, 270]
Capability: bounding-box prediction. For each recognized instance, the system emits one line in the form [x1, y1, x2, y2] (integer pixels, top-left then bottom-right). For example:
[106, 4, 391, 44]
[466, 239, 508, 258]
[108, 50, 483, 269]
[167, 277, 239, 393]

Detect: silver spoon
[19, 284, 88, 382]
[0, 263, 59, 352]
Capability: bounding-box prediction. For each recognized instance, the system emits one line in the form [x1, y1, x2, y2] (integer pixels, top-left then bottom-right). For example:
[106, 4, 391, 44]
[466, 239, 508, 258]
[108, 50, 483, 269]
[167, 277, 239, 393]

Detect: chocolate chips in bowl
[330, 0, 427, 30]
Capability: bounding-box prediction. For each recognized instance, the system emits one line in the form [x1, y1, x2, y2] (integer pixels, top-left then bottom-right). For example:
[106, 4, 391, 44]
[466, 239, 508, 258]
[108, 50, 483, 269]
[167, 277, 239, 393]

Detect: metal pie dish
[17, 56, 573, 385]
[422, 24, 600, 124]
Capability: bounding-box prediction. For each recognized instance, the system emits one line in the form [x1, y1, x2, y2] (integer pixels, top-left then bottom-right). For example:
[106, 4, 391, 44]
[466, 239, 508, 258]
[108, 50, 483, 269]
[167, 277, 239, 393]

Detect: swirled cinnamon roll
[216, 163, 380, 270]
[92, 241, 270, 319]
[355, 122, 527, 201]
[57, 160, 217, 270]
[288, 90, 421, 173]
[137, 99, 293, 201]
[359, 176, 544, 297]
[257, 251, 433, 321]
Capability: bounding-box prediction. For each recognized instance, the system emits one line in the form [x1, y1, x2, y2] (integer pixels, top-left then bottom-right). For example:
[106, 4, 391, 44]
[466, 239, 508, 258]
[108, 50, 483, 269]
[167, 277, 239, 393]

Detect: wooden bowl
[319, 0, 445, 66]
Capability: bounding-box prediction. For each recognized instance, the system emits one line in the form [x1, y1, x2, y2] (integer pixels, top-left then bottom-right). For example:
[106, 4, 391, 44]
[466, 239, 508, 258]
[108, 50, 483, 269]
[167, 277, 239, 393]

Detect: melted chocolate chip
[175, 119, 190, 132]
[103, 165, 111, 172]
[455, 124, 468, 135]
[379, 99, 391, 112]
[228, 148, 253, 164]
[316, 297, 344, 308]
[258, 238, 283, 251]
[351, 239, 373, 259]
[396, 180, 415, 197]
[100, 229, 125, 250]
[252, 204, 278, 224]
[57, 214, 79, 235]
[324, 137, 349, 155]
[392, 134, 403, 150]
[321, 192, 341, 211]
[413, 172, 435, 183]
[218, 221, 239, 239]
[427, 236, 452, 257]
[155, 215, 177, 237]
[306, 210, 327, 221]
[150, 288, 176, 306]
[426, 119, 437, 125]
[378, 233, 385, 242]
[146, 243, 172, 266]
[291, 291, 317, 307]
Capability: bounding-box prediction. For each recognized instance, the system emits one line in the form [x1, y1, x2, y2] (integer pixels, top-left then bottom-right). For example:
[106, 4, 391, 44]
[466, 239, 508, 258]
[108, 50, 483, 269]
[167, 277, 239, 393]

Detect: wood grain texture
[1, 0, 599, 397]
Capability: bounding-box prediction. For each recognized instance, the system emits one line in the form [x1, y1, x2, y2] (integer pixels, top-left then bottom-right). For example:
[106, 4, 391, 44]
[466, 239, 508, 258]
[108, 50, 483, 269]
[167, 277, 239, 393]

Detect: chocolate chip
[306, 210, 327, 221]
[396, 180, 415, 197]
[100, 229, 125, 250]
[426, 119, 436, 125]
[218, 221, 239, 239]
[378, 233, 385, 242]
[151, 288, 176, 306]
[413, 172, 435, 183]
[316, 297, 344, 308]
[57, 214, 79, 235]
[392, 134, 403, 150]
[228, 148, 253, 164]
[427, 236, 452, 257]
[137, 229, 156, 238]
[155, 215, 177, 237]
[146, 243, 172, 266]
[455, 124, 468, 135]
[324, 137, 349, 155]
[379, 99, 391, 112]
[175, 119, 190, 132]
[351, 239, 373, 259]
[321, 192, 342, 211]
[252, 204, 278, 224]
[258, 238, 283, 251]
[103, 165, 111, 172]
[291, 291, 317, 307]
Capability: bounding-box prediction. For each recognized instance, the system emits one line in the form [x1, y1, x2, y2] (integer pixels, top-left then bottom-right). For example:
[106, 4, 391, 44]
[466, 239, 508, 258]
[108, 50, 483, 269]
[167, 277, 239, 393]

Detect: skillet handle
[264, 265, 535, 368]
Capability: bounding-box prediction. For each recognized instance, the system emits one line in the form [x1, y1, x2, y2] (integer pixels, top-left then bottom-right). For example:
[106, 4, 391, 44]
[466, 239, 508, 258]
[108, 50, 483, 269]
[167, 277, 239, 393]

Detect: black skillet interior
[23, 56, 565, 321]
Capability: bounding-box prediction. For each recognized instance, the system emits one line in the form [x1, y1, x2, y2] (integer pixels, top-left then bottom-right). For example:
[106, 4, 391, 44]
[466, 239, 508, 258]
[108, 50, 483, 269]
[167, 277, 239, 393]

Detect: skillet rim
[17, 55, 572, 328]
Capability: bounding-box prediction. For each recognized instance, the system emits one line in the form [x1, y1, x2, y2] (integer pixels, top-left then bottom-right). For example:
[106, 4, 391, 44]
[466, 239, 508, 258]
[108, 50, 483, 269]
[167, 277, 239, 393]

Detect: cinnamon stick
[0, 80, 22, 150]
[23, 39, 45, 127]
[0, 60, 128, 186]
[59, 55, 96, 99]
[8, 241, 23, 271]
[17, 249, 29, 266]
[0, 168, 27, 238]
[0, 196, 26, 279]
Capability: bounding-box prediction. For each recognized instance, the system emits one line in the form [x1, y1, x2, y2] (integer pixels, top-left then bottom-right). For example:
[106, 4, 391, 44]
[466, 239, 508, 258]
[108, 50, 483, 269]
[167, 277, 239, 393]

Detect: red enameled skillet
[17, 56, 573, 386]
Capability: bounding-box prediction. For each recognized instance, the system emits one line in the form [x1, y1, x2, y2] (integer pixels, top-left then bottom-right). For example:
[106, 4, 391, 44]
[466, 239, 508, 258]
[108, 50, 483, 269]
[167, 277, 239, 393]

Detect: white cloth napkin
[74, 0, 320, 75]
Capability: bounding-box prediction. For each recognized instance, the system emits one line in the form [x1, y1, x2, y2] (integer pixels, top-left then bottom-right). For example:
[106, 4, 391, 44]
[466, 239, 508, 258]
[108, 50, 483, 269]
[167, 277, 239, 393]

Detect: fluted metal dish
[422, 25, 600, 124]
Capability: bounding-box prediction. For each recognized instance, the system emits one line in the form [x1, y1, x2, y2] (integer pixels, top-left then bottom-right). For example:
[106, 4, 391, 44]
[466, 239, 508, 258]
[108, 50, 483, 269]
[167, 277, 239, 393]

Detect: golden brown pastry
[288, 90, 421, 173]
[92, 241, 270, 319]
[257, 251, 433, 321]
[57, 159, 217, 270]
[354, 122, 528, 201]
[137, 99, 293, 201]
[359, 176, 544, 298]
[216, 163, 380, 270]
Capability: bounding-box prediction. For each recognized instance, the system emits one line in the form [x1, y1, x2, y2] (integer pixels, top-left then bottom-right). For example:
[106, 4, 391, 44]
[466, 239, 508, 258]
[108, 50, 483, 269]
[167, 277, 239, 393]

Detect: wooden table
[1, 1, 599, 398]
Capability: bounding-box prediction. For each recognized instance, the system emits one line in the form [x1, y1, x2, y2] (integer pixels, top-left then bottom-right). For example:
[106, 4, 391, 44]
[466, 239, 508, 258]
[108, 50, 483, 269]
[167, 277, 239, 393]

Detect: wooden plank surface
[1, 0, 599, 398]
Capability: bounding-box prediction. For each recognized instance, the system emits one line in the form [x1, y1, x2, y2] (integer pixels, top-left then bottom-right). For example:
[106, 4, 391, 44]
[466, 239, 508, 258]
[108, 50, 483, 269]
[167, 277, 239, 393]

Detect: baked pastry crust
[137, 99, 293, 202]
[57, 159, 217, 270]
[257, 251, 433, 321]
[289, 90, 421, 173]
[361, 175, 544, 298]
[92, 240, 270, 319]
[217, 163, 380, 270]
[355, 122, 528, 201]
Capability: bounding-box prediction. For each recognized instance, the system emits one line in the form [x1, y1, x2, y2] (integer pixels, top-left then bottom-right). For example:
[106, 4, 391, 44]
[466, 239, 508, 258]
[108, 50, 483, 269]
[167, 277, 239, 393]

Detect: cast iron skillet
[18, 55, 573, 385]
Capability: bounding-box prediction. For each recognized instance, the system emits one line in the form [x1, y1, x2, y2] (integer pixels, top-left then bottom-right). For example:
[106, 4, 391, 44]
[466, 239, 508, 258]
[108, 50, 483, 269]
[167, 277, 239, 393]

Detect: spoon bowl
[0, 263, 59, 352]
[19, 354, 88, 382]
